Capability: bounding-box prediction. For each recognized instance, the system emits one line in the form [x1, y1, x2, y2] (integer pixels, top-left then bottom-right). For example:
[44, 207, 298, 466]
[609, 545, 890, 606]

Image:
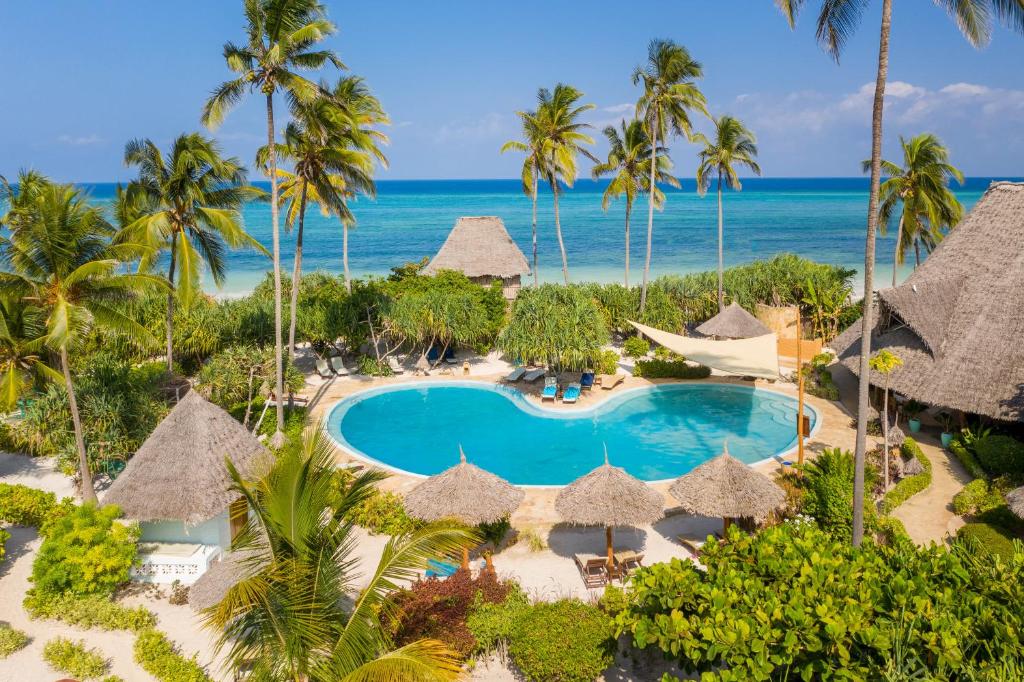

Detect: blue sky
[2, 1, 1022, 182]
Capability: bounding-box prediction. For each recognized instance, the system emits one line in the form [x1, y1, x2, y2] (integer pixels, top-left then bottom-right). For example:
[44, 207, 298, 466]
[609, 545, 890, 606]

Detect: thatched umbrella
[669, 443, 786, 533]
[404, 446, 524, 571]
[555, 448, 665, 570]
[1006, 486, 1024, 520]
[695, 302, 771, 339]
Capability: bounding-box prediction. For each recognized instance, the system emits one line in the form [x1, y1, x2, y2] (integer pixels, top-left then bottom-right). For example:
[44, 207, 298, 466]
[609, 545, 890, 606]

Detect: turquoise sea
[80, 177, 1015, 296]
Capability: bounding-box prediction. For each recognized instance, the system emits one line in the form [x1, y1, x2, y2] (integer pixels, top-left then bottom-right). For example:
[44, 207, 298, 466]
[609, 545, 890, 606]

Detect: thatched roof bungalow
[696, 302, 772, 339]
[423, 216, 530, 299]
[833, 182, 1024, 422]
[104, 390, 269, 584]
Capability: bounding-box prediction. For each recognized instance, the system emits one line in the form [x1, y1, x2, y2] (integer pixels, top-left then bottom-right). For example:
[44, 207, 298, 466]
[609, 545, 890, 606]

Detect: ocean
[79, 177, 1014, 296]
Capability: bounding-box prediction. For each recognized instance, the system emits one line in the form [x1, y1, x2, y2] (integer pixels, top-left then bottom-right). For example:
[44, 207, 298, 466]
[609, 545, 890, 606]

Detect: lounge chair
[443, 346, 458, 364]
[574, 553, 608, 588]
[503, 366, 527, 383]
[614, 550, 644, 575]
[523, 368, 546, 382]
[329, 356, 349, 376]
[426, 346, 440, 364]
[580, 371, 595, 391]
[541, 376, 558, 401]
[676, 530, 723, 557]
[562, 382, 581, 404]
[315, 358, 333, 378]
[425, 558, 459, 578]
[599, 373, 625, 390]
[387, 356, 406, 374]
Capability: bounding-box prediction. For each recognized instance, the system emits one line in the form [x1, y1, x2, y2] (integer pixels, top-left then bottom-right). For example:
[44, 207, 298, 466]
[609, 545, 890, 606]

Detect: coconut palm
[119, 133, 267, 370]
[0, 298, 62, 413]
[501, 108, 548, 286]
[862, 133, 964, 286]
[633, 39, 708, 311]
[204, 425, 473, 680]
[695, 115, 762, 313]
[591, 119, 678, 288]
[202, 0, 342, 447]
[0, 176, 164, 503]
[536, 84, 597, 285]
[776, 0, 1023, 546]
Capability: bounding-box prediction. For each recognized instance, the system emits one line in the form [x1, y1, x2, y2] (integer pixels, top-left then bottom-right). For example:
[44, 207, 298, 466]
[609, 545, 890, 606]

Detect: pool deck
[300, 364, 856, 527]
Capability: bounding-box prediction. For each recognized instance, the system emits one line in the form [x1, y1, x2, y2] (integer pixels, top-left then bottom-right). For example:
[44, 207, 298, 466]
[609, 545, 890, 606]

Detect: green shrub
[357, 354, 393, 376]
[632, 358, 711, 379]
[802, 448, 864, 537]
[950, 440, 988, 480]
[954, 479, 995, 516]
[622, 336, 650, 359]
[804, 363, 840, 401]
[0, 624, 29, 659]
[133, 629, 212, 682]
[976, 435, 1024, 475]
[957, 523, 1018, 561]
[498, 284, 609, 370]
[43, 637, 109, 679]
[31, 502, 139, 597]
[810, 351, 834, 367]
[0, 527, 8, 563]
[880, 438, 932, 513]
[508, 600, 614, 682]
[0, 482, 61, 526]
[466, 584, 531, 654]
[23, 590, 156, 631]
[592, 349, 619, 375]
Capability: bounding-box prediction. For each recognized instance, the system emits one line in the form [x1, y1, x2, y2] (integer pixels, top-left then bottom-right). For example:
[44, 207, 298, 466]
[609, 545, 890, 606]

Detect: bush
[498, 284, 609, 370]
[0, 482, 62, 527]
[880, 437, 932, 513]
[133, 629, 213, 682]
[954, 479, 995, 516]
[802, 448, 861, 537]
[804, 363, 840, 401]
[23, 590, 156, 631]
[957, 523, 1018, 561]
[43, 637, 109, 680]
[357, 354, 393, 376]
[592, 349, 619, 375]
[389, 570, 513, 656]
[31, 502, 139, 597]
[330, 469, 421, 535]
[508, 600, 614, 682]
[950, 440, 988, 480]
[0, 527, 8, 563]
[632, 358, 711, 379]
[622, 336, 650, 359]
[975, 435, 1024, 475]
[0, 624, 29, 659]
[466, 583, 531, 654]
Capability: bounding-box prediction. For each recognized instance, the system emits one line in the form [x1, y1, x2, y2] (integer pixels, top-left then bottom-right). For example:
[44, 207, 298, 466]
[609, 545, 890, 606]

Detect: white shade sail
[629, 321, 780, 379]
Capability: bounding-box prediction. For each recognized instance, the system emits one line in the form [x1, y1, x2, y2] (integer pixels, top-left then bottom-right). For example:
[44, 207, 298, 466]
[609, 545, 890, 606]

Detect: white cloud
[602, 102, 633, 114]
[940, 82, 991, 97]
[433, 112, 508, 143]
[56, 134, 102, 146]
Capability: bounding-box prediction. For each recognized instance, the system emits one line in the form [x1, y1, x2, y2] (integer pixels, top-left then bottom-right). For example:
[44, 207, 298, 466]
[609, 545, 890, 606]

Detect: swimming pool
[326, 382, 817, 486]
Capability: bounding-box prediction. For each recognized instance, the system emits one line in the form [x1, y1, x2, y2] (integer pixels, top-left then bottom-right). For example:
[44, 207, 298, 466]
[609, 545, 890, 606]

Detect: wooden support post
[796, 307, 806, 471]
[461, 546, 469, 572]
[606, 526, 614, 572]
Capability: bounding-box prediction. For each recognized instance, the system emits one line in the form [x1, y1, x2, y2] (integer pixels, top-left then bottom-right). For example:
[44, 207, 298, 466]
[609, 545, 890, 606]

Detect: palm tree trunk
[165, 232, 177, 372]
[882, 377, 890, 491]
[343, 221, 352, 293]
[624, 198, 632, 288]
[288, 180, 308, 360]
[914, 239, 921, 268]
[61, 346, 96, 504]
[892, 214, 904, 287]
[266, 93, 286, 447]
[717, 171, 725, 313]
[552, 177, 569, 284]
[640, 121, 658, 312]
[531, 160, 539, 287]
[853, 0, 892, 547]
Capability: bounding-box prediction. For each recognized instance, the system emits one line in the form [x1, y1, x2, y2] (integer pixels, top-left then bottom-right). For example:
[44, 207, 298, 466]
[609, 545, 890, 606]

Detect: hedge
[508, 600, 614, 682]
[632, 358, 712, 379]
[133, 629, 213, 682]
[949, 441, 988, 481]
[43, 637, 109, 680]
[23, 590, 156, 632]
[0, 482, 65, 527]
[879, 437, 932, 514]
[975, 435, 1024, 476]
[957, 523, 1018, 561]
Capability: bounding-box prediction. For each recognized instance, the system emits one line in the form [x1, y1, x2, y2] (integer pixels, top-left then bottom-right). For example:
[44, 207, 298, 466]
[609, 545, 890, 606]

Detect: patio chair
[580, 371, 596, 391]
[562, 382, 582, 404]
[503, 366, 527, 383]
[599, 373, 625, 390]
[574, 553, 608, 588]
[523, 368, 546, 382]
[387, 356, 406, 374]
[329, 356, 349, 376]
[541, 376, 558, 401]
[615, 551, 644, 575]
[315, 358, 333, 378]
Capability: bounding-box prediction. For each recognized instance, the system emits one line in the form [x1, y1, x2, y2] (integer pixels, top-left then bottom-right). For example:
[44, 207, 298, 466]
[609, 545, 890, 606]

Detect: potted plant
[937, 412, 956, 448]
[904, 400, 926, 433]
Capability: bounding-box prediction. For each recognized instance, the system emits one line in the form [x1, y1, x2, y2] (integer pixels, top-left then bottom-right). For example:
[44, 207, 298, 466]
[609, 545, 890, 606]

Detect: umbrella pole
[796, 306, 806, 474]
[606, 526, 614, 571]
[723, 517, 732, 536]
[461, 546, 470, 572]
[484, 551, 494, 573]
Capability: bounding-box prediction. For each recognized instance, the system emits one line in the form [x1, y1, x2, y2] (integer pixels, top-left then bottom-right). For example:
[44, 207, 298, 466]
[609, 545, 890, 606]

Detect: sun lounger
[580, 371, 595, 391]
[329, 356, 349, 376]
[541, 376, 558, 401]
[425, 558, 459, 578]
[613, 550, 644, 575]
[315, 358, 333, 378]
[523, 368, 546, 382]
[443, 346, 457, 364]
[503, 366, 527, 383]
[426, 346, 440, 363]
[599, 373, 625, 390]
[387, 356, 406, 374]
[562, 382, 581, 404]
[676, 530, 723, 557]
[574, 553, 608, 588]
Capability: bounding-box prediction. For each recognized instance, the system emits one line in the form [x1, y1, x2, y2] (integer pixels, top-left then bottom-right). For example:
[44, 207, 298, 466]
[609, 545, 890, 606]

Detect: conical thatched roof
[422, 216, 530, 278]
[887, 425, 906, 447]
[104, 391, 269, 525]
[833, 182, 1024, 422]
[1006, 486, 1024, 519]
[189, 550, 260, 612]
[555, 451, 664, 527]
[696, 302, 772, 339]
[404, 447, 524, 525]
[669, 444, 786, 522]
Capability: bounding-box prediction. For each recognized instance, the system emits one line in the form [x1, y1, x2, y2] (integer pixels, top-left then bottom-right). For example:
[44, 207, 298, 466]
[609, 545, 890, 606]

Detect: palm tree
[119, 133, 266, 371]
[536, 84, 597, 285]
[695, 115, 762, 312]
[501, 108, 548, 286]
[775, 0, 1023, 546]
[862, 133, 964, 286]
[203, 0, 342, 448]
[0, 176, 164, 503]
[591, 119, 678, 287]
[869, 349, 902, 492]
[0, 297, 62, 413]
[203, 425, 473, 680]
[633, 39, 708, 311]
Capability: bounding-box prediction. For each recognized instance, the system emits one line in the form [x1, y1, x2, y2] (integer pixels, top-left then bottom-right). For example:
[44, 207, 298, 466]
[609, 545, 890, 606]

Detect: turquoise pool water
[326, 382, 816, 486]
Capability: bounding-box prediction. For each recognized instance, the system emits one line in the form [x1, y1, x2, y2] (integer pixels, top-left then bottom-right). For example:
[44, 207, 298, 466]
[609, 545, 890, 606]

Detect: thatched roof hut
[189, 550, 258, 612]
[668, 445, 786, 525]
[104, 391, 269, 526]
[833, 182, 1024, 422]
[422, 216, 530, 299]
[404, 447, 524, 525]
[696, 302, 772, 339]
[1006, 486, 1024, 520]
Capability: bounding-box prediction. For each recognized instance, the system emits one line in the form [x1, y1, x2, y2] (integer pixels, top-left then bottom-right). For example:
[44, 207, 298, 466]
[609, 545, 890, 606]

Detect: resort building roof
[696, 302, 772, 339]
[833, 181, 1024, 422]
[669, 445, 786, 523]
[404, 446, 524, 525]
[422, 216, 530, 279]
[104, 390, 269, 525]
